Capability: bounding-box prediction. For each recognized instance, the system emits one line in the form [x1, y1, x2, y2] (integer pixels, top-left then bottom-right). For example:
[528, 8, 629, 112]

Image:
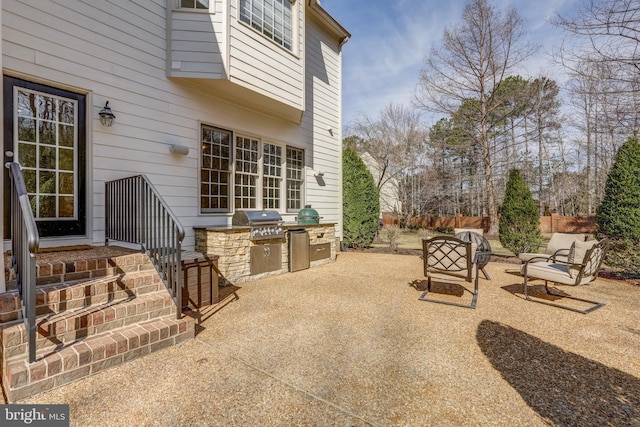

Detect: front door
[3, 76, 86, 238]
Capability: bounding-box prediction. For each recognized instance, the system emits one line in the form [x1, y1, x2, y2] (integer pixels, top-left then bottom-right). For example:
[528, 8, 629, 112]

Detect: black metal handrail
[105, 175, 184, 318]
[7, 162, 39, 363]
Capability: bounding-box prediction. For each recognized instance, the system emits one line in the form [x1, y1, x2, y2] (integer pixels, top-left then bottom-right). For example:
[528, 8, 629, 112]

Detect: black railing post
[7, 162, 39, 363]
[104, 175, 184, 318]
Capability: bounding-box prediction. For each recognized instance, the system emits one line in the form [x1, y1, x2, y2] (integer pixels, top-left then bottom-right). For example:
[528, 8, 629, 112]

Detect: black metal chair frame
[521, 239, 609, 314]
[454, 230, 492, 280]
[420, 236, 480, 309]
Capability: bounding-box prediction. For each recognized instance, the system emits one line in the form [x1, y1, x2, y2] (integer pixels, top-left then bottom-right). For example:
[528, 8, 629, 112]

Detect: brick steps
[1, 249, 196, 402]
[4, 316, 194, 402]
[0, 270, 163, 323]
[2, 290, 177, 361]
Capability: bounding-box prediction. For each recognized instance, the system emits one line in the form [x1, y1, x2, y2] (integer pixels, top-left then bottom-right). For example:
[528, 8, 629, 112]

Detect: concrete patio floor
[14, 252, 640, 426]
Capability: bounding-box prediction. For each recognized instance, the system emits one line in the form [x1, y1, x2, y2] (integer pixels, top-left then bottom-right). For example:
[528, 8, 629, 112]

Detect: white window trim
[199, 125, 233, 214]
[237, 0, 298, 55]
[173, 0, 214, 13]
[285, 145, 304, 212]
[199, 125, 304, 214]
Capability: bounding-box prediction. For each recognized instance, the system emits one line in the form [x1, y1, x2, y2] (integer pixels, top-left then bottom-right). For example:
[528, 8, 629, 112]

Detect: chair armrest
[523, 255, 585, 279]
[525, 256, 583, 268]
[551, 248, 571, 262]
[524, 255, 560, 266]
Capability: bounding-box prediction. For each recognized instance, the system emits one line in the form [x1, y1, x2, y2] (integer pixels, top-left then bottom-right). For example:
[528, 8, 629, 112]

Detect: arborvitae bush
[342, 147, 380, 248]
[499, 169, 542, 255]
[596, 136, 640, 275]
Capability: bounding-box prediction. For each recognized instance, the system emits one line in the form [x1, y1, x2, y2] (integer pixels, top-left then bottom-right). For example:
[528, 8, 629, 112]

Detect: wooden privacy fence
[382, 213, 597, 234]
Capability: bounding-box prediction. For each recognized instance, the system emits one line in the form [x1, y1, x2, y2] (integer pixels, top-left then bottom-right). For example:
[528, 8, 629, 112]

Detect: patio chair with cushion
[520, 238, 609, 314]
[420, 236, 480, 309]
[518, 232, 591, 263]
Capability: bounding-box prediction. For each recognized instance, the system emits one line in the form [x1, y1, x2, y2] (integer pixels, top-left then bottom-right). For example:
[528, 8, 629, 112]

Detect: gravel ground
[11, 252, 640, 426]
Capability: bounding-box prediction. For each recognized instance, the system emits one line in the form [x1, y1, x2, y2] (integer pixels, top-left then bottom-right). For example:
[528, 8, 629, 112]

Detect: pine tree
[342, 147, 380, 249]
[596, 137, 640, 274]
[499, 169, 542, 255]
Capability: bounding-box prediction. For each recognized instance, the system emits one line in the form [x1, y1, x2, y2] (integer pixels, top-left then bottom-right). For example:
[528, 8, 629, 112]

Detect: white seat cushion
[521, 261, 594, 285]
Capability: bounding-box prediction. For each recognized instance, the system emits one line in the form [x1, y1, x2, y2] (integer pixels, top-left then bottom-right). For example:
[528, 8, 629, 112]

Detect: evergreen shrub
[342, 147, 380, 248]
[499, 169, 542, 255]
[596, 137, 640, 275]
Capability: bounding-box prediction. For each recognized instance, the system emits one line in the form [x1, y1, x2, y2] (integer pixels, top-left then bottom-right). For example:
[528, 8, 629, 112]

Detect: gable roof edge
[307, 0, 351, 46]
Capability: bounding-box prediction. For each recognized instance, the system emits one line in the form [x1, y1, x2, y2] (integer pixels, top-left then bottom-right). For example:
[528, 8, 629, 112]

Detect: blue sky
[319, 0, 579, 129]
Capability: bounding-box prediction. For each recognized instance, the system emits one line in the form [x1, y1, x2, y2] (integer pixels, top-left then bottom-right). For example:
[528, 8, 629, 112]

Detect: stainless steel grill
[232, 210, 285, 240]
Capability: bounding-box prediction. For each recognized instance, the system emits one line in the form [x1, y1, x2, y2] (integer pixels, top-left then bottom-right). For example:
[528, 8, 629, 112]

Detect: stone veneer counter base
[194, 223, 337, 285]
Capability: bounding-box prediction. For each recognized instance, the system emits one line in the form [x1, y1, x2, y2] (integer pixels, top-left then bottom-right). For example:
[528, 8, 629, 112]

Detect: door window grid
[286, 147, 304, 210]
[239, 0, 293, 50]
[16, 89, 77, 220]
[201, 126, 232, 212]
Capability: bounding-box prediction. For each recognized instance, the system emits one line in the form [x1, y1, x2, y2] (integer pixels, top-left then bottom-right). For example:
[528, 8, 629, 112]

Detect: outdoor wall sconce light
[99, 101, 116, 127]
[314, 170, 325, 177]
[170, 144, 190, 156]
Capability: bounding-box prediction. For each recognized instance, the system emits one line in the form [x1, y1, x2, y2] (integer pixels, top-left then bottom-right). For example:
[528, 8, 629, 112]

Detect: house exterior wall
[303, 11, 344, 237]
[1, 0, 347, 250]
[360, 152, 401, 216]
[227, 0, 305, 111]
[167, 1, 227, 78]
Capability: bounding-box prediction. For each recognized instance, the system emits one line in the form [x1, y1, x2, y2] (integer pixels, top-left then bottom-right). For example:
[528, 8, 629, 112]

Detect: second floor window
[239, 0, 293, 51]
[180, 0, 209, 9]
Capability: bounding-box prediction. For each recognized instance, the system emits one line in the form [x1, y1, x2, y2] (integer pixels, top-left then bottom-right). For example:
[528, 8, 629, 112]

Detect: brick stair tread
[3, 315, 195, 402]
[2, 291, 176, 352]
[4, 251, 154, 289]
[0, 270, 164, 322]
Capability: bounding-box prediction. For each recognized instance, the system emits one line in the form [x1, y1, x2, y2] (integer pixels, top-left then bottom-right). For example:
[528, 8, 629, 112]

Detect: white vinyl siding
[168, 2, 226, 78]
[301, 13, 344, 231]
[229, 0, 304, 111]
[2, 0, 346, 247]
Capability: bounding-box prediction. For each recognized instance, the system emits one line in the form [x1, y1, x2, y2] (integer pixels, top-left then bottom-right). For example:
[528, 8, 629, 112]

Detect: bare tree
[348, 103, 428, 222]
[554, 0, 640, 137]
[415, 0, 537, 234]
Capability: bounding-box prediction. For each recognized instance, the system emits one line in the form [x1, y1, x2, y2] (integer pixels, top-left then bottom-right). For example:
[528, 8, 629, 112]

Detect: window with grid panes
[286, 146, 304, 210]
[200, 126, 232, 212]
[180, 0, 209, 9]
[200, 126, 304, 213]
[239, 0, 293, 50]
[234, 136, 259, 209]
[263, 143, 282, 209]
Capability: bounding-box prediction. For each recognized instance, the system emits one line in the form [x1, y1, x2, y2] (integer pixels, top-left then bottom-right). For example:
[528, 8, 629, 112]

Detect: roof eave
[307, 0, 351, 46]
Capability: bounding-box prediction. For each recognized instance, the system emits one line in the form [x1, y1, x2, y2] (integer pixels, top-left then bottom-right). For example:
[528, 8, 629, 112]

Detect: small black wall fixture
[99, 101, 116, 127]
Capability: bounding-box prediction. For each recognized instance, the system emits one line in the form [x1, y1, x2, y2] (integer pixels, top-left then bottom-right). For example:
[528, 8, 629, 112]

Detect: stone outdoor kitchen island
[194, 223, 337, 285]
